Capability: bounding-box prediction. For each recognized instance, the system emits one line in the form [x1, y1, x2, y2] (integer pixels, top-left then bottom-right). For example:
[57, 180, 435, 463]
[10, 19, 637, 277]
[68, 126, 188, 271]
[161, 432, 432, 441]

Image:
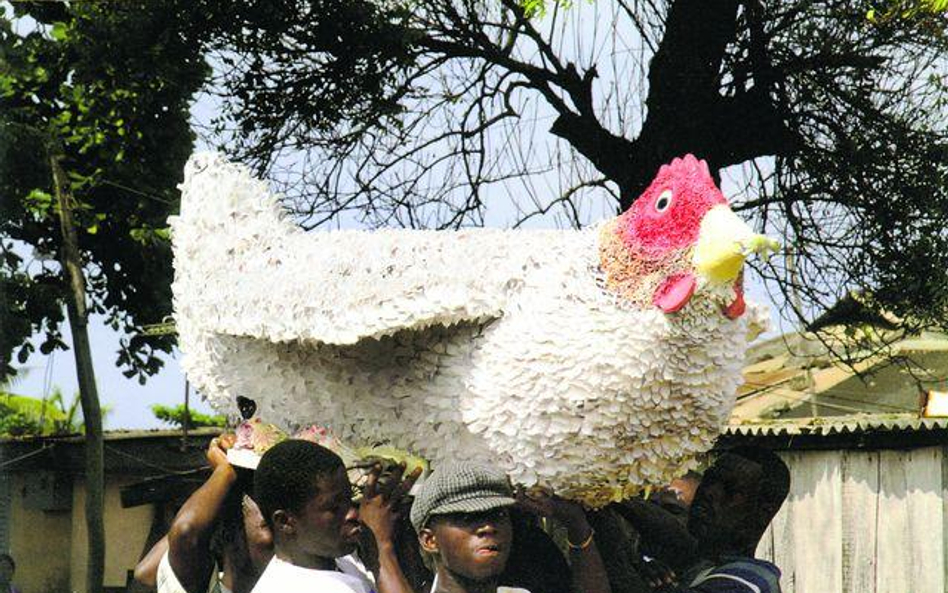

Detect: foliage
[868, 0, 948, 22]
[151, 403, 227, 429]
[0, 2, 209, 381]
[191, 0, 415, 176]
[0, 387, 87, 436]
[196, 0, 948, 358]
[519, 0, 579, 18]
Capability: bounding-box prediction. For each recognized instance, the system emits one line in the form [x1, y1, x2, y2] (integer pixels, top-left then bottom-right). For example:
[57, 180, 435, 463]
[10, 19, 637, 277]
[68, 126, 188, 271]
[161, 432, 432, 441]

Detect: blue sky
[11, 319, 211, 430]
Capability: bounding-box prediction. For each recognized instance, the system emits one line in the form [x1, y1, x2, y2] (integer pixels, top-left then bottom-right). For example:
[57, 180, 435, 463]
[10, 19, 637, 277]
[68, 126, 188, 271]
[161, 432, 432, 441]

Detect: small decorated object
[294, 424, 349, 455]
[172, 153, 776, 507]
[353, 444, 428, 476]
[228, 415, 427, 495]
[228, 417, 288, 469]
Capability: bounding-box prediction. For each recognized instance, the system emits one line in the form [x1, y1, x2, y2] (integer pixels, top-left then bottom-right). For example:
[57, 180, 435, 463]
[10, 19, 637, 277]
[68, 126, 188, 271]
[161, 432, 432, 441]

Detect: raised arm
[134, 535, 168, 587]
[358, 463, 423, 593]
[612, 496, 699, 571]
[167, 434, 238, 593]
[516, 490, 612, 593]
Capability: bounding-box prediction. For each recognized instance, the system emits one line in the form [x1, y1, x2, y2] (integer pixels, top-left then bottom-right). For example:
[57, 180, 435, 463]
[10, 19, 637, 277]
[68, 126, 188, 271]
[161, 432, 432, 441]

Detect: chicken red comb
[650, 154, 715, 193]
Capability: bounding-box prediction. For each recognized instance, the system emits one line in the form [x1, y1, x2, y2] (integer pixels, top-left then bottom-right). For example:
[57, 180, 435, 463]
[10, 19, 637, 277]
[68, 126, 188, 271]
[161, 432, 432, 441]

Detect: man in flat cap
[411, 462, 611, 593]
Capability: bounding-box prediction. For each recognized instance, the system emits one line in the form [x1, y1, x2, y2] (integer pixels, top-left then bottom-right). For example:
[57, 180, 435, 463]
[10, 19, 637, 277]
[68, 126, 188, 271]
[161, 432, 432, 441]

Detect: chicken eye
[655, 190, 673, 213]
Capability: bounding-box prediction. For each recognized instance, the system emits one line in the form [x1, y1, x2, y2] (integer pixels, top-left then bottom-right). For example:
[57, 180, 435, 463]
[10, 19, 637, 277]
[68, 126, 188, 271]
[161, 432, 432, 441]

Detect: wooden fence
[745, 441, 948, 592]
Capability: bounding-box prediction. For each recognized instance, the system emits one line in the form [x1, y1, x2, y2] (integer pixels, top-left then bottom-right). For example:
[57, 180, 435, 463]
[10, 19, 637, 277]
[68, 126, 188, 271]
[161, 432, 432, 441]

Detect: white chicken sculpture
[171, 152, 776, 506]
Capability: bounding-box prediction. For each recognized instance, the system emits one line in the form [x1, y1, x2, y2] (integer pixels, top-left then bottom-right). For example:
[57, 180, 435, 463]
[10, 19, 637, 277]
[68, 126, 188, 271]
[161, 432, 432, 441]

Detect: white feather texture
[171, 152, 766, 506]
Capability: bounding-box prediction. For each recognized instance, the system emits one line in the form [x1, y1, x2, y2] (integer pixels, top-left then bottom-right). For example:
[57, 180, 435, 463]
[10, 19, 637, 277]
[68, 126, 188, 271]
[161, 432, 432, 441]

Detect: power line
[0, 443, 54, 470]
[103, 443, 198, 476]
[99, 179, 176, 206]
[747, 390, 883, 416]
[741, 380, 918, 414]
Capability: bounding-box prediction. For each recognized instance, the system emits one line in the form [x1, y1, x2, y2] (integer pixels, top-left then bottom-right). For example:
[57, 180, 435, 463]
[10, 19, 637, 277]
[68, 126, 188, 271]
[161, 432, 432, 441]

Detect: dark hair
[725, 446, 790, 515]
[0, 553, 13, 571]
[253, 440, 345, 528]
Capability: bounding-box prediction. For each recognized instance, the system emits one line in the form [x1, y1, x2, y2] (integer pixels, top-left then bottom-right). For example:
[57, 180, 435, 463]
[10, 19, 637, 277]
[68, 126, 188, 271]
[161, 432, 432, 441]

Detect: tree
[0, 391, 64, 435]
[869, 0, 948, 21]
[0, 4, 207, 593]
[0, 387, 106, 436]
[195, 0, 948, 354]
[0, 3, 206, 381]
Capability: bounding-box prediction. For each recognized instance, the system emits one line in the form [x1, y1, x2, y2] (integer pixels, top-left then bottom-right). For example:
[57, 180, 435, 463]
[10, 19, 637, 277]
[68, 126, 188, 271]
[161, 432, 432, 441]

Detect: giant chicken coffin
[171, 152, 777, 506]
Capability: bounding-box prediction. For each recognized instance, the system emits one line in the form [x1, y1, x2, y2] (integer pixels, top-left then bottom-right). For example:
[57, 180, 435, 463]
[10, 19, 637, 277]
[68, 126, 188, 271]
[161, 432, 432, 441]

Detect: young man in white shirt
[251, 439, 419, 593]
[136, 434, 273, 593]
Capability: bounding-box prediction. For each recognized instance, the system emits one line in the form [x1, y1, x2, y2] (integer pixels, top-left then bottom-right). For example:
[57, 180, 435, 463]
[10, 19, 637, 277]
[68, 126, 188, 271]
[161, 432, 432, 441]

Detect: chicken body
[171, 153, 769, 506]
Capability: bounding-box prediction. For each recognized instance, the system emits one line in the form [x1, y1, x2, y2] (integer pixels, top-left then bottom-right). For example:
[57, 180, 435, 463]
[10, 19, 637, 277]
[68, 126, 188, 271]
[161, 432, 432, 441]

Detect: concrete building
[0, 429, 218, 593]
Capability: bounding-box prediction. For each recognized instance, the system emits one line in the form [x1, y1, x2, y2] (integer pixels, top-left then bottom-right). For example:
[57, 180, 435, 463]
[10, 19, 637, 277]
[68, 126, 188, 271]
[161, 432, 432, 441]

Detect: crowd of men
[133, 434, 790, 593]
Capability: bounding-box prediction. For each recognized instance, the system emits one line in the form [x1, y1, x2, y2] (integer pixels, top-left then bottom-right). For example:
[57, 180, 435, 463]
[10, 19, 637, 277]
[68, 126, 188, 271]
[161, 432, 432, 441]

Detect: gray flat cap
[410, 461, 516, 532]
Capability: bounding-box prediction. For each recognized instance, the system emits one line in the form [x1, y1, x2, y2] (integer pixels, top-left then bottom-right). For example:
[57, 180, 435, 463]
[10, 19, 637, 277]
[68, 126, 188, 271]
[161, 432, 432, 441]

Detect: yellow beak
[692, 205, 780, 284]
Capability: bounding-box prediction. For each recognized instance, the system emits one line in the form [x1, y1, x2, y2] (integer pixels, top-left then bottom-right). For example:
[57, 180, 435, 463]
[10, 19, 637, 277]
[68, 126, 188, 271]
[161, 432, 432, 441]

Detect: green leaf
[521, 0, 545, 17]
[0, 75, 14, 98]
[129, 226, 171, 245]
[24, 189, 54, 217]
[50, 22, 68, 42]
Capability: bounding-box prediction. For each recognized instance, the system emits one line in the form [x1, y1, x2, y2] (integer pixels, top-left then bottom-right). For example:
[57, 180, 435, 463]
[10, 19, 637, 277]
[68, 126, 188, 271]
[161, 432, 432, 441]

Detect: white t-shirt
[156, 551, 227, 593]
[429, 573, 530, 593]
[251, 556, 376, 593]
[156, 551, 188, 593]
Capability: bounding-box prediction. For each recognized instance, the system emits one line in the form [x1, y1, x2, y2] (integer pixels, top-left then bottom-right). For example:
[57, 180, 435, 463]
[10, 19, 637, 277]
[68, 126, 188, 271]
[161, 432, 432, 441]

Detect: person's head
[254, 440, 359, 563]
[688, 447, 790, 557]
[208, 487, 274, 593]
[241, 495, 274, 571]
[668, 470, 702, 508]
[411, 462, 516, 586]
[211, 469, 273, 577]
[0, 554, 14, 585]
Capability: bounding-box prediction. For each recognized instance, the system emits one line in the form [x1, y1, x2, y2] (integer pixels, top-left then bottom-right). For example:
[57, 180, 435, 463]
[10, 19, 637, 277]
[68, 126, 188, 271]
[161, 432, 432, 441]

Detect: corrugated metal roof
[725, 414, 948, 437]
[0, 426, 223, 444]
[733, 329, 948, 422]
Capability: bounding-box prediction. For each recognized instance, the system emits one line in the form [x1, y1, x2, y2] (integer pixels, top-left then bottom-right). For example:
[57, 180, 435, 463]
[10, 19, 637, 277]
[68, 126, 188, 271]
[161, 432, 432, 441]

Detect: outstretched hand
[634, 555, 678, 591]
[207, 433, 236, 470]
[518, 488, 612, 593]
[359, 463, 422, 547]
[515, 487, 591, 543]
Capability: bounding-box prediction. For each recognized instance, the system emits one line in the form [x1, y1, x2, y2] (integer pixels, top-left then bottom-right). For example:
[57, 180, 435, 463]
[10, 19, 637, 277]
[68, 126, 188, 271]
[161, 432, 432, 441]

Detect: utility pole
[51, 150, 105, 593]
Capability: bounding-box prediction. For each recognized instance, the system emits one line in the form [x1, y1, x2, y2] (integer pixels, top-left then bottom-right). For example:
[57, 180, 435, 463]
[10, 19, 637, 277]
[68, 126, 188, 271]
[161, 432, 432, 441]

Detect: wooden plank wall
[755, 446, 946, 593]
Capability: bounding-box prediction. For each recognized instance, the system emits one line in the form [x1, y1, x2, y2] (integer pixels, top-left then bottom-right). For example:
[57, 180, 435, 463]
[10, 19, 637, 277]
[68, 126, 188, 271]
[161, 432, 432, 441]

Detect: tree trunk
[548, 0, 797, 210]
[51, 151, 105, 593]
